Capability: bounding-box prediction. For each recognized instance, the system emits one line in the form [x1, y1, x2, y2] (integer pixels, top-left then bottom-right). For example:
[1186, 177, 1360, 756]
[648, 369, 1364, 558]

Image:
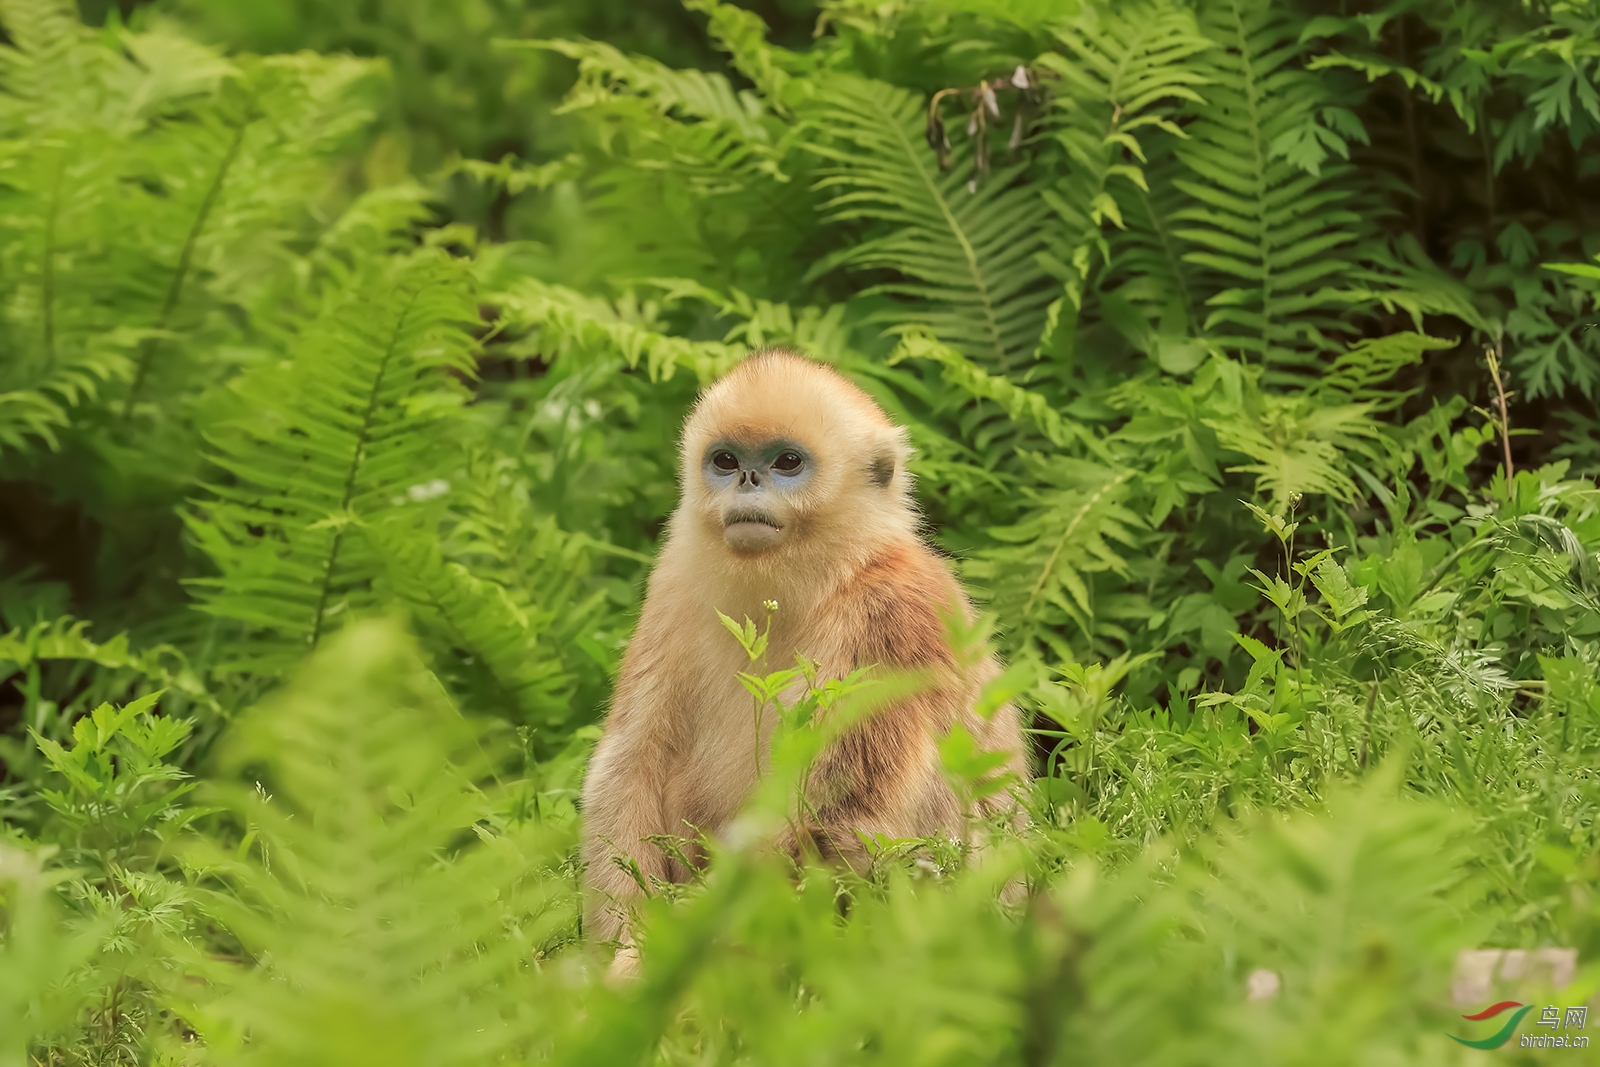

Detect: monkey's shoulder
[829, 542, 965, 671]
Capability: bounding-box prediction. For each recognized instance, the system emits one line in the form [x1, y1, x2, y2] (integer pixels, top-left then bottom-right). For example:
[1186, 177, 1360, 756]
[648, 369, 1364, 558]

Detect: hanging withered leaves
[927, 86, 960, 170]
[970, 112, 991, 190]
[925, 108, 951, 169]
[924, 66, 1053, 188]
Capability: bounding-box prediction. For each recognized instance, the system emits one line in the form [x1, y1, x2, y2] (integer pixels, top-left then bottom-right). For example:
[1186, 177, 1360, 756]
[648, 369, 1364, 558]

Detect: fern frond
[176, 619, 578, 1065]
[0, 343, 130, 454]
[494, 278, 744, 384]
[1193, 355, 1389, 506]
[522, 37, 777, 147]
[368, 519, 572, 734]
[0, 3, 389, 478]
[1186, 333, 1451, 507]
[303, 183, 437, 279]
[889, 330, 1088, 452]
[437, 153, 579, 198]
[805, 75, 1053, 370]
[1171, 0, 1369, 370]
[498, 32, 819, 293]
[640, 277, 857, 363]
[1100, 142, 1215, 369]
[1035, 1, 1212, 338]
[0, 2, 144, 447]
[120, 51, 387, 413]
[1315, 330, 1455, 408]
[0, 615, 217, 715]
[0, 0, 104, 127]
[439, 450, 639, 726]
[681, 0, 799, 108]
[1308, 48, 1474, 125]
[184, 251, 479, 675]
[1208, 401, 1383, 505]
[966, 463, 1144, 660]
[511, 37, 791, 206]
[446, 449, 631, 653]
[233, 181, 440, 358]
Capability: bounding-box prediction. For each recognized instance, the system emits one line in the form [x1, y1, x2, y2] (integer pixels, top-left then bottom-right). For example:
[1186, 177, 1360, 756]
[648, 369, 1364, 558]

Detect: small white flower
[406, 478, 451, 502]
[1246, 969, 1280, 1001]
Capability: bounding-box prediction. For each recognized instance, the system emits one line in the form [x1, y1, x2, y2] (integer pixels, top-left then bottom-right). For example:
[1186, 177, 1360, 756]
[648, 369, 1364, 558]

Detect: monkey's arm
[779, 700, 950, 873]
[579, 651, 675, 955]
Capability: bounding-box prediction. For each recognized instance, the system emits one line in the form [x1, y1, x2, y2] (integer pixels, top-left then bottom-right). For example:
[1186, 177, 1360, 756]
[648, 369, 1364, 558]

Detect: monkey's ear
[868, 451, 895, 489]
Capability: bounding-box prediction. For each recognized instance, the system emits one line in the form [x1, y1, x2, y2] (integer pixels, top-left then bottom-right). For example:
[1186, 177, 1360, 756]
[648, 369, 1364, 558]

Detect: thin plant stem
[1486, 337, 1515, 483]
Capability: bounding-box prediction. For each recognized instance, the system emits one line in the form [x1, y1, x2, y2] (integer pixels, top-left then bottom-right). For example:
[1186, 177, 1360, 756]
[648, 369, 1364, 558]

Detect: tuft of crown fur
[681, 348, 912, 486]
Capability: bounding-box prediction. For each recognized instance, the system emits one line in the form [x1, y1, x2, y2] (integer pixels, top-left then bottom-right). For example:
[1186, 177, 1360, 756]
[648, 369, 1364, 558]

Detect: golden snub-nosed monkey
[580, 346, 1027, 979]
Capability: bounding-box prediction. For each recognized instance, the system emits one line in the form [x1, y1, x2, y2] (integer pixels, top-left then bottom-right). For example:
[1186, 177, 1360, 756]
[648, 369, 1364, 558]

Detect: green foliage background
[2, 0, 1600, 1062]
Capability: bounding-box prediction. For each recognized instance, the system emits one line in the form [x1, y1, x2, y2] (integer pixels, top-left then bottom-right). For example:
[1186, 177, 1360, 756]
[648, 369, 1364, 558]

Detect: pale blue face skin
[702, 439, 814, 553]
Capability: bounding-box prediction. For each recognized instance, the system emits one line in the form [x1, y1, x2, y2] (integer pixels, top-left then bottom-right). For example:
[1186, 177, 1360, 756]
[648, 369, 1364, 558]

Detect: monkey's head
[677, 348, 916, 562]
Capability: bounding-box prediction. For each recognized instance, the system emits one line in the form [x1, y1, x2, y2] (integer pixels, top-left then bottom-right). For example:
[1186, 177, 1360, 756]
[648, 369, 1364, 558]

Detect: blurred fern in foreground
[171, 619, 581, 1067]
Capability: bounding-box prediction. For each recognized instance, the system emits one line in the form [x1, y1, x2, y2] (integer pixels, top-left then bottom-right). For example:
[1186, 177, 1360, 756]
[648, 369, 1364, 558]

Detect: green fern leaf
[368, 518, 572, 734]
[0, 0, 141, 452]
[889, 330, 1090, 452]
[510, 36, 792, 207]
[494, 278, 744, 384]
[804, 75, 1054, 370]
[1101, 143, 1214, 367]
[681, 0, 799, 108]
[523, 37, 778, 148]
[0, 615, 217, 715]
[967, 464, 1143, 660]
[1170, 0, 1368, 370]
[1035, 1, 1212, 344]
[184, 251, 479, 675]
[175, 619, 578, 1065]
[119, 51, 386, 415]
[1195, 356, 1389, 506]
[639, 277, 857, 364]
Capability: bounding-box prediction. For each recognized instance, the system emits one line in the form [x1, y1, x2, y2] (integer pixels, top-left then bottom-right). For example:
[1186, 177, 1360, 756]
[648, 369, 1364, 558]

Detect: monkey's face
[701, 438, 814, 555]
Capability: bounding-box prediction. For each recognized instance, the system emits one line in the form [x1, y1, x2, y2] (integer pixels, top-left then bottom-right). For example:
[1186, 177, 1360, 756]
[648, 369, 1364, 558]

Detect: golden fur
[579, 348, 1026, 977]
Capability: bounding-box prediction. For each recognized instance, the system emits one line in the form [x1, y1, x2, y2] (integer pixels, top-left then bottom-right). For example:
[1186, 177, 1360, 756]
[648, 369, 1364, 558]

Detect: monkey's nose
[740, 469, 762, 488]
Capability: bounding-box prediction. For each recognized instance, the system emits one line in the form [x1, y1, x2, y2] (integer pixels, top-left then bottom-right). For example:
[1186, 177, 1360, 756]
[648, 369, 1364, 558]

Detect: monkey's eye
[711, 450, 740, 473]
[772, 450, 804, 474]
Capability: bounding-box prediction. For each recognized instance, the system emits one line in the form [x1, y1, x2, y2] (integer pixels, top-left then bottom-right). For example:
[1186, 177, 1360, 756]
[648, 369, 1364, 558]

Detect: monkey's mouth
[722, 509, 785, 553]
[724, 509, 783, 531]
